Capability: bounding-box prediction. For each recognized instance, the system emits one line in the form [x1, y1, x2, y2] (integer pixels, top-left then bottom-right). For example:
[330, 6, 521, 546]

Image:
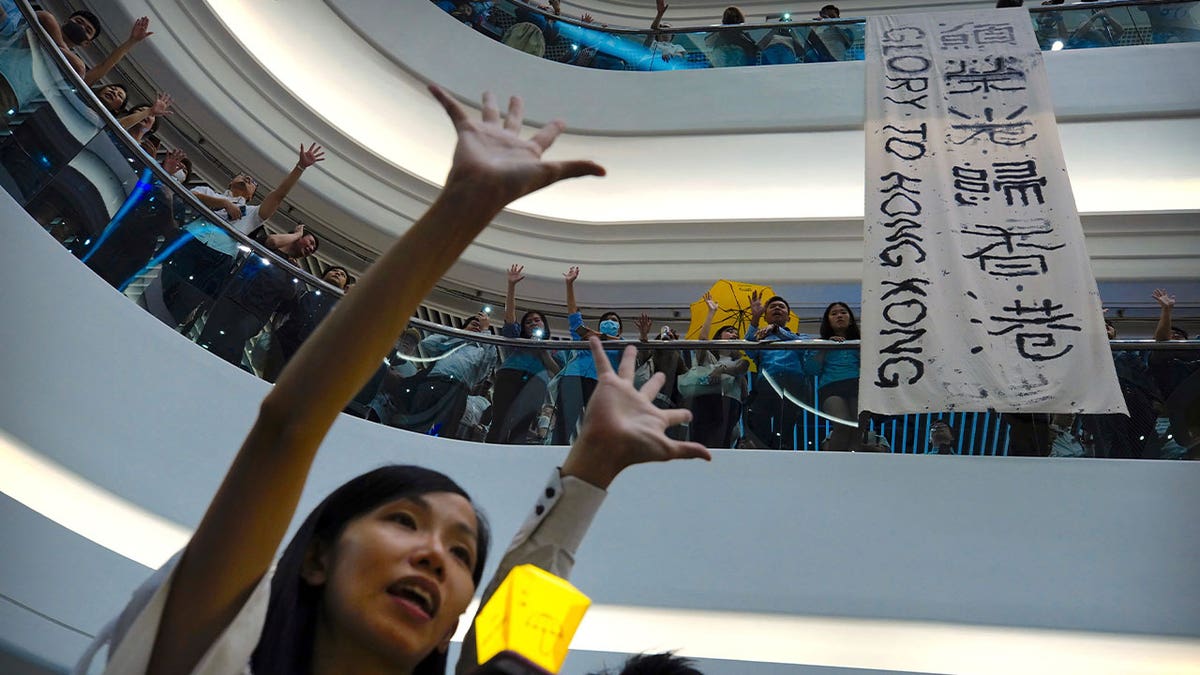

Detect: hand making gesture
[563, 337, 711, 488]
[297, 143, 325, 169]
[431, 87, 605, 210]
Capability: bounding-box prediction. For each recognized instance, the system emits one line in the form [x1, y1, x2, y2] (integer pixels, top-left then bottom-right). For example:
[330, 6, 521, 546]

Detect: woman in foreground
[80, 86, 710, 674]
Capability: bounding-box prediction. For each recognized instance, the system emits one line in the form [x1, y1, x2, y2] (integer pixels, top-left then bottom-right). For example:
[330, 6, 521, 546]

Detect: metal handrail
[500, 0, 1189, 37]
[13, 0, 345, 296]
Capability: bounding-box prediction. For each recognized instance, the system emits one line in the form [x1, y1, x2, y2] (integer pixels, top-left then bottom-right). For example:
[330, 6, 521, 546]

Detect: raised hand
[151, 92, 173, 117]
[635, 312, 653, 340]
[429, 86, 604, 210]
[563, 338, 711, 489]
[162, 148, 187, 176]
[128, 16, 153, 43]
[297, 143, 325, 169]
[1152, 288, 1175, 309]
[657, 0, 669, 14]
[749, 289, 765, 322]
[704, 292, 719, 314]
[507, 264, 526, 285]
[563, 265, 580, 284]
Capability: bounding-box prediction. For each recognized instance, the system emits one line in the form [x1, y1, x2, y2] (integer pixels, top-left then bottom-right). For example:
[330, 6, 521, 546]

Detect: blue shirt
[498, 321, 564, 375]
[803, 344, 860, 389]
[561, 312, 623, 379]
[745, 324, 811, 389]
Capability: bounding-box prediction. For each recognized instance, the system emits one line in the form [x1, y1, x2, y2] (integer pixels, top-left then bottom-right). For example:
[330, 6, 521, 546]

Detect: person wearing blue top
[487, 264, 564, 444]
[555, 266, 625, 443]
[744, 290, 811, 449]
[806, 301, 862, 451]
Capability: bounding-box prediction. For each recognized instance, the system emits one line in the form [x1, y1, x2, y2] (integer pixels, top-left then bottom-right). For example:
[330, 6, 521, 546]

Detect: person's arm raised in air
[645, 0, 669, 46]
[1152, 288, 1175, 342]
[145, 86, 604, 675]
[697, 292, 719, 366]
[564, 265, 599, 339]
[504, 263, 524, 327]
[257, 143, 325, 221]
[84, 16, 153, 85]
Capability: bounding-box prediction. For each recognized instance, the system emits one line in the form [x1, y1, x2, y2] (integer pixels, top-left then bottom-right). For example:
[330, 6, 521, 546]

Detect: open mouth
[387, 578, 439, 620]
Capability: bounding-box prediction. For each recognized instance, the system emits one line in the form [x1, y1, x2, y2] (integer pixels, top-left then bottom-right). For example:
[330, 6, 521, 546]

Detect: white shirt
[186, 186, 264, 255]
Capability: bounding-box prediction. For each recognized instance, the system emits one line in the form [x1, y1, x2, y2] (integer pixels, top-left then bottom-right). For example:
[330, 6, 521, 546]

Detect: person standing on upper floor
[556, 265, 626, 444]
[196, 226, 321, 368]
[686, 293, 750, 448]
[805, 301, 862, 451]
[1149, 288, 1199, 404]
[645, 0, 688, 67]
[272, 265, 350, 366]
[393, 312, 501, 439]
[487, 263, 564, 444]
[27, 9, 153, 84]
[161, 142, 325, 324]
[705, 5, 759, 67]
[744, 290, 811, 450]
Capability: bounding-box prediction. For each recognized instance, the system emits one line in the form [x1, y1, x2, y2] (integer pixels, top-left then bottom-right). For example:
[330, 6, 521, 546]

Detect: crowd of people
[2, 3, 1197, 673]
[432, 0, 1199, 70]
[3, 1, 1195, 460]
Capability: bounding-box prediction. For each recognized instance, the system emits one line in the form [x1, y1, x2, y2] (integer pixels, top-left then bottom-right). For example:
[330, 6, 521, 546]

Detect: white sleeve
[455, 471, 606, 674]
[75, 553, 273, 675]
[235, 206, 264, 236]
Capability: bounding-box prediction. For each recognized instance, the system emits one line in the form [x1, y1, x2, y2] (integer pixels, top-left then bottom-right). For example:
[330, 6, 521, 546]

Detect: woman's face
[98, 85, 126, 112]
[827, 305, 851, 332]
[522, 313, 545, 335]
[313, 492, 479, 669]
[717, 326, 738, 340]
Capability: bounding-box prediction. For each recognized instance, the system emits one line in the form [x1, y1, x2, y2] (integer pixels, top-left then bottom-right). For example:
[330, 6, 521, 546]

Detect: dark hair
[251, 466, 491, 675]
[764, 296, 790, 313]
[613, 652, 703, 675]
[302, 231, 320, 253]
[127, 104, 162, 134]
[600, 311, 623, 332]
[1171, 325, 1189, 339]
[995, 0, 1024, 7]
[820, 4, 840, 17]
[92, 83, 127, 112]
[721, 6, 744, 24]
[322, 265, 348, 280]
[711, 323, 738, 340]
[69, 10, 102, 40]
[819, 302, 860, 340]
[520, 310, 551, 339]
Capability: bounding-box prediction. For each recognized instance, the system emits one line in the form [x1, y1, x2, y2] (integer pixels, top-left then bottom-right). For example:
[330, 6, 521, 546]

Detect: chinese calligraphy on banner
[860, 10, 1126, 415]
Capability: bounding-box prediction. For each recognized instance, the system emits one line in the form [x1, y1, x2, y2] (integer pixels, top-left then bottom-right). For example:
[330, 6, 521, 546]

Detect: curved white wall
[71, 0, 1200, 310]
[2, 189, 1200, 672]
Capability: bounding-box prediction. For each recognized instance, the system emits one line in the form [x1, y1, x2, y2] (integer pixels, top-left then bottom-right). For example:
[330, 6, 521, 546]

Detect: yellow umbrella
[685, 279, 801, 340]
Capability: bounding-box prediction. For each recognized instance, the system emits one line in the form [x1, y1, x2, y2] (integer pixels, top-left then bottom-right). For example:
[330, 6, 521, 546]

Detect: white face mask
[172, 169, 187, 183]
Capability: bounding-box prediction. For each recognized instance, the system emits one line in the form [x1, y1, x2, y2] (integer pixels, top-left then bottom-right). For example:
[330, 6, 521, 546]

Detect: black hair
[92, 83, 127, 112]
[1171, 325, 1189, 339]
[721, 6, 744, 24]
[711, 323, 738, 340]
[995, 0, 1024, 7]
[611, 652, 703, 675]
[764, 296, 790, 313]
[600, 311, 623, 332]
[520, 310, 551, 339]
[322, 265, 348, 283]
[127, 104, 162, 134]
[68, 10, 102, 40]
[819, 302, 860, 340]
[302, 231, 320, 253]
[251, 465, 491, 675]
[820, 4, 841, 17]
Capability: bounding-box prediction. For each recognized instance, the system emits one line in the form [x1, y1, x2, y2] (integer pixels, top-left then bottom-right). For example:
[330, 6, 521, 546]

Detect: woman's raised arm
[147, 86, 604, 675]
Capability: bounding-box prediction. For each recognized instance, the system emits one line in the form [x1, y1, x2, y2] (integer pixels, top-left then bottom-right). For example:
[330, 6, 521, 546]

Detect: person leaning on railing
[684, 292, 750, 448]
[160, 142, 325, 325]
[556, 265, 629, 444]
[486, 263, 565, 444]
[805, 301, 862, 451]
[743, 290, 812, 450]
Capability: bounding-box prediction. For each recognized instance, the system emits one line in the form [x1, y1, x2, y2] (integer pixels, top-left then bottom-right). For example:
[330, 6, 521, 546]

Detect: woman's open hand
[430, 86, 605, 210]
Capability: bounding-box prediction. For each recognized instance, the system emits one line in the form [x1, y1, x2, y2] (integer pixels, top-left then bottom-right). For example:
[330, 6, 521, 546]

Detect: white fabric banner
[860, 9, 1126, 415]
